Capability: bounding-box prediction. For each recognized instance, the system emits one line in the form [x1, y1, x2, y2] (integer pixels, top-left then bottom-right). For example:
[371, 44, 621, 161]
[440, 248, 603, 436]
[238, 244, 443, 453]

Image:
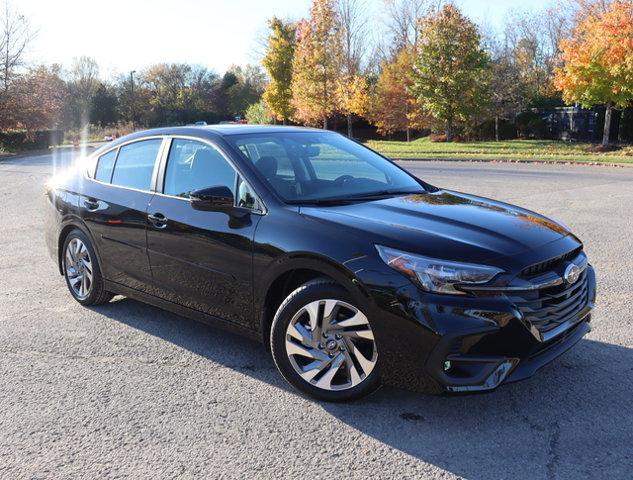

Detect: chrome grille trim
[468, 248, 591, 337]
[510, 270, 589, 334]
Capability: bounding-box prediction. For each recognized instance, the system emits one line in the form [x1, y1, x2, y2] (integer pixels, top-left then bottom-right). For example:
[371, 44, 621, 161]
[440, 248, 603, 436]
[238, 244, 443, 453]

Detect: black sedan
[45, 125, 596, 401]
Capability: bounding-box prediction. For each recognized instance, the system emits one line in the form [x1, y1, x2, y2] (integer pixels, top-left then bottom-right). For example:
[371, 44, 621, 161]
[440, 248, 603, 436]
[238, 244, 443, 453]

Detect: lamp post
[130, 70, 136, 127]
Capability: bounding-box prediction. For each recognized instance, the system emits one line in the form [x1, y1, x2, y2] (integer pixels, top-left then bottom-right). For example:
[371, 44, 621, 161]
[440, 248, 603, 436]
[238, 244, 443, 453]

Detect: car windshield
[227, 131, 425, 203]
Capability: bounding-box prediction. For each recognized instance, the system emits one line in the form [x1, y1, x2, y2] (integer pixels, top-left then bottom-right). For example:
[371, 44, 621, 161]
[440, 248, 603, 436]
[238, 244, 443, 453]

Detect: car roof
[91, 125, 335, 158]
[129, 124, 326, 139]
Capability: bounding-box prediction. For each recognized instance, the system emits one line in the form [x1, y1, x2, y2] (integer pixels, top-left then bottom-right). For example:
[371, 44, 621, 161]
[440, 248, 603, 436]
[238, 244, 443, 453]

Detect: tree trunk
[406, 127, 411, 143]
[446, 118, 453, 142]
[347, 114, 353, 138]
[495, 116, 500, 142]
[323, 117, 328, 130]
[602, 103, 612, 146]
[282, 118, 286, 126]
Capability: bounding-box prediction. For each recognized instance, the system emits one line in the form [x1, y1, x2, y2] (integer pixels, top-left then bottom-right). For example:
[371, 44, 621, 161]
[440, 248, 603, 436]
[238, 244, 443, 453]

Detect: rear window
[111, 139, 162, 190]
[95, 149, 117, 183]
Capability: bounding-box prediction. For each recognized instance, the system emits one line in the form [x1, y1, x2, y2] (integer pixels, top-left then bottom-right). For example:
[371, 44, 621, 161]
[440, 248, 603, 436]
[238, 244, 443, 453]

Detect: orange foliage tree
[291, 0, 342, 128]
[368, 48, 431, 141]
[555, 0, 633, 145]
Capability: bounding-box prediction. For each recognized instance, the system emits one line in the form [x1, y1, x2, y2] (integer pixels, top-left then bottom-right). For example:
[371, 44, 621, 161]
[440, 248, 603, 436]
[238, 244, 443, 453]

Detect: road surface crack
[546, 422, 561, 480]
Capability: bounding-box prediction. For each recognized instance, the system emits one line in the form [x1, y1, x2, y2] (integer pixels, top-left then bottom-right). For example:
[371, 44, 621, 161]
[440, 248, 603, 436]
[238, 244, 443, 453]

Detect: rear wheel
[270, 280, 380, 402]
[62, 229, 112, 306]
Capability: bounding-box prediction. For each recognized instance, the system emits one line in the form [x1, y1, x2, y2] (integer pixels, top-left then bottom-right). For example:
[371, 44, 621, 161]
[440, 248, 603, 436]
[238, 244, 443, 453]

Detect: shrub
[430, 133, 448, 142]
[245, 100, 273, 125]
[0, 130, 64, 151]
[64, 122, 136, 145]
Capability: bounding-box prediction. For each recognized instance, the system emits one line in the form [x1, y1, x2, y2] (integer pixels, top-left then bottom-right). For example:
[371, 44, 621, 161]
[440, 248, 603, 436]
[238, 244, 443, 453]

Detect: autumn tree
[142, 63, 191, 124]
[555, 0, 633, 145]
[369, 47, 429, 141]
[4, 65, 66, 132]
[262, 17, 296, 123]
[336, 0, 370, 137]
[410, 5, 491, 141]
[291, 0, 342, 128]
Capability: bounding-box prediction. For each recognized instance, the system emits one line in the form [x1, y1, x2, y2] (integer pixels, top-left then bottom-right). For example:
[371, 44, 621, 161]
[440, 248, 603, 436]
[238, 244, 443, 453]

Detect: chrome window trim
[157, 135, 267, 215]
[85, 135, 168, 195]
[84, 134, 267, 215]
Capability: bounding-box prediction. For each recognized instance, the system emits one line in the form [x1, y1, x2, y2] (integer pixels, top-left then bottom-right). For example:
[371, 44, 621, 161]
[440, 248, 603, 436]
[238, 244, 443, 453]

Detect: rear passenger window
[95, 149, 117, 183]
[111, 139, 162, 190]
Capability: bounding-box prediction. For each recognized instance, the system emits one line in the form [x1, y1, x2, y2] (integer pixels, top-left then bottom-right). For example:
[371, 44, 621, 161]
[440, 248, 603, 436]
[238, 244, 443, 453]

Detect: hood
[301, 190, 573, 266]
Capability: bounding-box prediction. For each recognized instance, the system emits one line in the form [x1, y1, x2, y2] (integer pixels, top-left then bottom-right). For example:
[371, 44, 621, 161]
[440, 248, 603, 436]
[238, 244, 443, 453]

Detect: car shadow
[94, 296, 633, 480]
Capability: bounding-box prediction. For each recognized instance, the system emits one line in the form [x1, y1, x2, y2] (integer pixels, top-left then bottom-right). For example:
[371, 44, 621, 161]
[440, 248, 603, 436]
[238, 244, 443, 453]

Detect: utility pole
[130, 70, 136, 127]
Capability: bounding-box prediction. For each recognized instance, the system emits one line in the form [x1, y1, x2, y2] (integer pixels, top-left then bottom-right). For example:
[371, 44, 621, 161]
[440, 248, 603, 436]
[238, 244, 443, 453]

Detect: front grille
[509, 269, 589, 333]
[521, 247, 583, 277]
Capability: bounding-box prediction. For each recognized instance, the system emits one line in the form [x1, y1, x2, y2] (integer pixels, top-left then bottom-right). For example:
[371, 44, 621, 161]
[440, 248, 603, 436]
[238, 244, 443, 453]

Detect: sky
[16, 0, 555, 79]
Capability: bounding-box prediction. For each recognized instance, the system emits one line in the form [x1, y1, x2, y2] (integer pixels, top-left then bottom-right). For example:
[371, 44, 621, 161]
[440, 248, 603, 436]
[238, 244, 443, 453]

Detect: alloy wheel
[285, 299, 378, 391]
[64, 238, 93, 300]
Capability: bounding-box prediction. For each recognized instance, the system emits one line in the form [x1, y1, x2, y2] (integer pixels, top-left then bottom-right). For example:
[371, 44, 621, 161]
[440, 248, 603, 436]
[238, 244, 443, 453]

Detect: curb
[0, 145, 98, 162]
[0, 149, 53, 161]
[392, 157, 631, 168]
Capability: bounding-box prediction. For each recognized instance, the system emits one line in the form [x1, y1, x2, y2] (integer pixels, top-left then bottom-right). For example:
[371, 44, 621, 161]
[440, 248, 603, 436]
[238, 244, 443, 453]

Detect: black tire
[62, 228, 112, 306]
[270, 279, 381, 402]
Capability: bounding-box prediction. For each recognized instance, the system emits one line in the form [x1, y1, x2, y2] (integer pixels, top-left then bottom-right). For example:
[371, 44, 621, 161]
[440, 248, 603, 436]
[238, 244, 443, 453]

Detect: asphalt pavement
[0, 151, 632, 479]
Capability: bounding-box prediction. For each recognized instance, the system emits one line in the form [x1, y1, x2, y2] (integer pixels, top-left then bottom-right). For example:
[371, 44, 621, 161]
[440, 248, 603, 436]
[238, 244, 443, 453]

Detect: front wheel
[270, 280, 381, 402]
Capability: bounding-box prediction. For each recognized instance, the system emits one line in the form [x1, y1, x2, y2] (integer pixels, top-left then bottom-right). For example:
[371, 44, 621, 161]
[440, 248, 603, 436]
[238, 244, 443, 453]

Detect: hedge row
[0, 130, 64, 151]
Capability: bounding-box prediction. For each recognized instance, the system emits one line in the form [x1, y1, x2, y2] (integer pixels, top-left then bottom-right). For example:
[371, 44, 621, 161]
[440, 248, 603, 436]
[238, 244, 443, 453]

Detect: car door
[83, 138, 165, 292]
[145, 137, 264, 329]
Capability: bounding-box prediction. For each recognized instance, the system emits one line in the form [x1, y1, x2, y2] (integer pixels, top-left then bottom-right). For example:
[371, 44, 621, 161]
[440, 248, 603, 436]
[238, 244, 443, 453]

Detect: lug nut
[335, 334, 342, 339]
[318, 343, 324, 349]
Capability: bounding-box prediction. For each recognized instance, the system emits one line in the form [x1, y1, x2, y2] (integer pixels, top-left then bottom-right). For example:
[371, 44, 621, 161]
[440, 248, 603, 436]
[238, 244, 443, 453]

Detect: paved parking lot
[1, 150, 632, 479]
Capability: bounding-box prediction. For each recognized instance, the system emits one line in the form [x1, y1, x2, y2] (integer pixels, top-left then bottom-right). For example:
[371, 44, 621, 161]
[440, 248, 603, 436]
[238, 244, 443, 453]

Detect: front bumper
[366, 264, 596, 394]
[427, 265, 596, 393]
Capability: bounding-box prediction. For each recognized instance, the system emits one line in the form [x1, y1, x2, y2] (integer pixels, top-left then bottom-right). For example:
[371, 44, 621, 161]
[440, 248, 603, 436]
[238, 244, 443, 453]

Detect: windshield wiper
[346, 189, 424, 200]
[295, 190, 424, 206]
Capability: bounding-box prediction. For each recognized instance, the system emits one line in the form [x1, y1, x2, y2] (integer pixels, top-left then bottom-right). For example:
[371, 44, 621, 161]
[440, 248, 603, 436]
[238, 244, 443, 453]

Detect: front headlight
[376, 245, 503, 295]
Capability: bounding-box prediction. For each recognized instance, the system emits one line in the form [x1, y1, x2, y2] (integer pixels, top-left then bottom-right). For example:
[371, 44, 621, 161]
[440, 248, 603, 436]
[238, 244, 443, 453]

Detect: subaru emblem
[563, 263, 581, 285]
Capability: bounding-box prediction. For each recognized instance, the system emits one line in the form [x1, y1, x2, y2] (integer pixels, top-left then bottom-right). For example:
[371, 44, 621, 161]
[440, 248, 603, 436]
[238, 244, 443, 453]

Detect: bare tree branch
[337, 0, 370, 74]
[0, 1, 35, 93]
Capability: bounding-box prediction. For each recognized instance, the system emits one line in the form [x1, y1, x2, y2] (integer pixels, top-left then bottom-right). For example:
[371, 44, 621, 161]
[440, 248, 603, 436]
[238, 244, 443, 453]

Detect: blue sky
[17, 0, 554, 78]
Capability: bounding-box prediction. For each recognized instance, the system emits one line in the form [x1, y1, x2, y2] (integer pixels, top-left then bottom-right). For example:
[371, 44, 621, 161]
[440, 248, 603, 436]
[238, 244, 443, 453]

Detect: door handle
[148, 212, 168, 229]
[84, 198, 99, 211]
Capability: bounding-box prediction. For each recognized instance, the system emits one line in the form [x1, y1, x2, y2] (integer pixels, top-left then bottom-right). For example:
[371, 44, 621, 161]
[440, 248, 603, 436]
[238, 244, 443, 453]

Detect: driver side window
[163, 139, 236, 199]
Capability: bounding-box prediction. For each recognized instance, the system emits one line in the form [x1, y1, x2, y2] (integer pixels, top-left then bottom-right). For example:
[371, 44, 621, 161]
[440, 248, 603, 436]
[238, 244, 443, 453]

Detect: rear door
[145, 137, 263, 329]
[83, 138, 165, 292]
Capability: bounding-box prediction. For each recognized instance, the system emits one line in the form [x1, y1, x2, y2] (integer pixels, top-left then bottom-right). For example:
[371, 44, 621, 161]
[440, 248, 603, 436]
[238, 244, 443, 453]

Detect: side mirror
[189, 186, 234, 212]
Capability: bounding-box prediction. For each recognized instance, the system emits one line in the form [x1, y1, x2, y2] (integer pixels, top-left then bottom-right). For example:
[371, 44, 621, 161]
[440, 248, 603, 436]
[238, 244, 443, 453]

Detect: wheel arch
[57, 217, 100, 275]
[257, 253, 372, 347]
